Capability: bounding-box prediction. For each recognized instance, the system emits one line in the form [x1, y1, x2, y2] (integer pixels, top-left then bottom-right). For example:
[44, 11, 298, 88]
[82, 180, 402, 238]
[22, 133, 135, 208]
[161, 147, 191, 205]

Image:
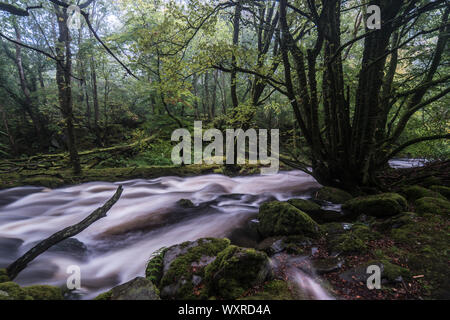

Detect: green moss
[0, 282, 32, 300]
[401, 185, 445, 202]
[241, 280, 294, 300]
[257, 201, 320, 238]
[374, 212, 417, 231]
[23, 285, 64, 300]
[429, 185, 450, 200]
[415, 197, 450, 215]
[94, 291, 113, 300]
[366, 260, 411, 282]
[158, 238, 230, 300]
[287, 199, 322, 214]
[145, 247, 168, 286]
[420, 176, 442, 188]
[22, 176, 64, 188]
[352, 224, 381, 241]
[390, 213, 449, 298]
[314, 187, 353, 204]
[177, 199, 195, 208]
[342, 193, 407, 217]
[328, 224, 380, 254]
[205, 245, 271, 300]
[0, 282, 63, 300]
[0, 269, 9, 283]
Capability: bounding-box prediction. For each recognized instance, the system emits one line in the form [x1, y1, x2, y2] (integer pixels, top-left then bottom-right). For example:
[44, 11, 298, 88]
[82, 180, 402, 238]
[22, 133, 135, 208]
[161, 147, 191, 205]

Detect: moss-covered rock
[23, 285, 64, 300]
[241, 280, 294, 300]
[373, 212, 416, 231]
[205, 245, 272, 299]
[420, 176, 442, 188]
[401, 185, 445, 202]
[177, 199, 195, 208]
[429, 185, 450, 200]
[287, 199, 322, 214]
[0, 282, 31, 300]
[342, 193, 407, 218]
[151, 238, 230, 300]
[257, 201, 320, 238]
[327, 224, 380, 255]
[415, 197, 450, 215]
[287, 198, 344, 223]
[94, 277, 160, 300]
[0, 282, 63, 300]
[0, 269, 9, 283]
[314, 187, 353, 204]
[94, 291, 113, 300]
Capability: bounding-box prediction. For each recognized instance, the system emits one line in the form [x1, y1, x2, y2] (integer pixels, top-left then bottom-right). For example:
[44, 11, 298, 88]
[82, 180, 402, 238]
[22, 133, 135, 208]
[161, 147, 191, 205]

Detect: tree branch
[6, 185, 124, 280]
[384, 134, 450, 162]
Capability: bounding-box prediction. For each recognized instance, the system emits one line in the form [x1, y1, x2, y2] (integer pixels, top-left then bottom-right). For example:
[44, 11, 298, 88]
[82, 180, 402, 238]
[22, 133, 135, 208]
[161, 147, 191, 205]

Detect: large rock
[95, 277, 160, 300]
[204, 245, 272, 299]
[314, 187, 353, 204]
[146, 238, 230, 300]
[415, 197, 450, 215]
[342, 193, 407, 218]
[257, 201, 320, 238]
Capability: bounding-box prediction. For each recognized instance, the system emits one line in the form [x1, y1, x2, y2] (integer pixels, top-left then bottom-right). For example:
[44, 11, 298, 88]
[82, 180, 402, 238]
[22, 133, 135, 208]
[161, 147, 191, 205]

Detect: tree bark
[54, 3, 81, 174]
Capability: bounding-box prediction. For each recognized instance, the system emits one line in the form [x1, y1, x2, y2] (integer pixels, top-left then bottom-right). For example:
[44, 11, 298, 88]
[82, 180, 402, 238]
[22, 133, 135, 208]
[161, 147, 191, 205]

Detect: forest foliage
[0, 0, 448, 187]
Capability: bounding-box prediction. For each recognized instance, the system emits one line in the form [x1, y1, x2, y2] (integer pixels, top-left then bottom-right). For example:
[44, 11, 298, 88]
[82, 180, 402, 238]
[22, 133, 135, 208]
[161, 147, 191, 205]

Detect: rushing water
[0, 170, 322, 299]
[0, 159, 424, 300]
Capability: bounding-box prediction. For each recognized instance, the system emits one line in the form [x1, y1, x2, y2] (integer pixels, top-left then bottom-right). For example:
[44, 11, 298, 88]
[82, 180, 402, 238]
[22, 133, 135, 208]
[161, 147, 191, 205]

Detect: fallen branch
[6, 185, 124, 280]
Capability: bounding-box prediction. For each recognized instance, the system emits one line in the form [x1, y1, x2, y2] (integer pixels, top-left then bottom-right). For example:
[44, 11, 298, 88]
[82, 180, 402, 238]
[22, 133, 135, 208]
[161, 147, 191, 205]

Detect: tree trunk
[54, 4, 81, 175]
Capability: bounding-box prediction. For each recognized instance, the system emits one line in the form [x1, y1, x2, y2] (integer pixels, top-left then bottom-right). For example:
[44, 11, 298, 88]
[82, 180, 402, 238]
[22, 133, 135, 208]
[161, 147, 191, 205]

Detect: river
[0, 159, 424, 299]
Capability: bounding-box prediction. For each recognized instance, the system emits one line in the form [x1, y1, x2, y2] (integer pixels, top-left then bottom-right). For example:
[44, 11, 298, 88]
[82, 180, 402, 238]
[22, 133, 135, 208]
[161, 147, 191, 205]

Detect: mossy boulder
[241, 280, 294, 300]
[327, 224, 380, 254]
[401, 185, 445, 202]
[205, 245, 272, 299]
[257, 201, 320, 238]
[94, 277, 160, 300]
[147, 238, 230, 300]
[429, 185, 450, 200]
[0, 282, 63, 300]
[287, 198, 344, 223]
[373, 212, 416, 231]
[420, 176, 442, 188]
[415, 197, 450, 215]
[0, 269, 9, 283]
[287, 199, 322, 214]
[314, 187, 353, 204]
[177, 199, 195, 208]
[23, 285, 64, 300]
[342, 193, 407, 218]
